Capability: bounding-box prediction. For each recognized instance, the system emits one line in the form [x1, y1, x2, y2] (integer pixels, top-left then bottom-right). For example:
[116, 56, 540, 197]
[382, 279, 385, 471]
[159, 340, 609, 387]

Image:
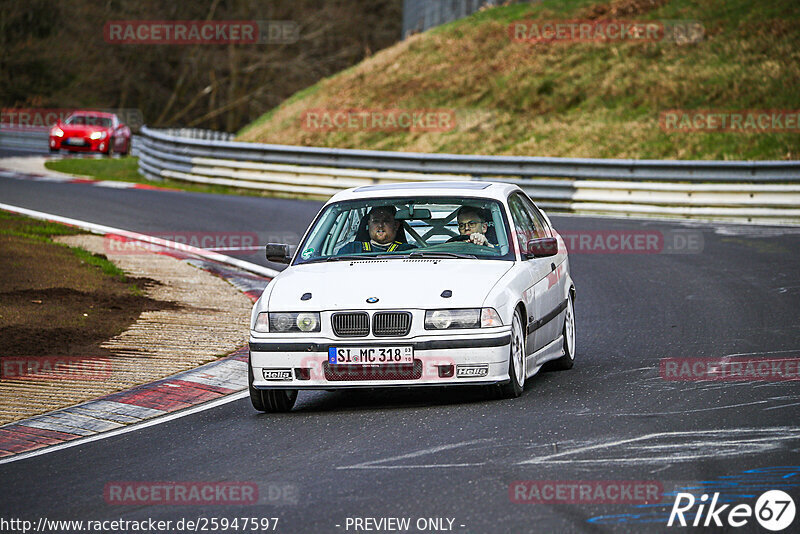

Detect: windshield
[294, 196, 515, 264]
[65, 115, 112, 127]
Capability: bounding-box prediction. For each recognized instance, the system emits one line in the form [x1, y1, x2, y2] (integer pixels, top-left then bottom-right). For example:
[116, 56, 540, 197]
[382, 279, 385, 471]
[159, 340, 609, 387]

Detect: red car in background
[49, 111, 131, 155]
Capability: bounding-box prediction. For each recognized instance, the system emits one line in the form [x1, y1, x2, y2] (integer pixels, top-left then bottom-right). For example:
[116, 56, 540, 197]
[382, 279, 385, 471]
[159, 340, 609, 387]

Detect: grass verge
[0, 211, 169, 356]
[43, 156, 296, 198]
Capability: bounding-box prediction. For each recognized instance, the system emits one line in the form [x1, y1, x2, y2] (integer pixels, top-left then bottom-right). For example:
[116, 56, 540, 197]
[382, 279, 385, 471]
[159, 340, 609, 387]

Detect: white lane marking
[0, 202, 279, 278]
[765, 402, 800, 411]
[337, 439, 490, 470]
[0, 391, 248, 465]
[206, 246, 264, 253]
[611, 400, 770, 416]
[341, 463, 486, 469]
[518, 427, 800, 466]
[726, 348, 800, 357]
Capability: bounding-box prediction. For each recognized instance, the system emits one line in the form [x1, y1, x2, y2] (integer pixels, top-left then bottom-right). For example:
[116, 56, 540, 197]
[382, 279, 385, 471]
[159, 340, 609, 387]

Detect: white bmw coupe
[248, 181, 576, 411]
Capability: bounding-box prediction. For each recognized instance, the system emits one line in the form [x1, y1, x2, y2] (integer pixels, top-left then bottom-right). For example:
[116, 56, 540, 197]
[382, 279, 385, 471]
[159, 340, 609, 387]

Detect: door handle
[551, 263, 556, 271]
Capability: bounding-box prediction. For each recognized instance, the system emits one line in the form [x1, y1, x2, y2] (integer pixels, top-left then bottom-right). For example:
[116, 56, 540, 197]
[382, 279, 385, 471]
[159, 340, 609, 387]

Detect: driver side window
[508, 195, 536, 256]
[521, 196, 550, 238]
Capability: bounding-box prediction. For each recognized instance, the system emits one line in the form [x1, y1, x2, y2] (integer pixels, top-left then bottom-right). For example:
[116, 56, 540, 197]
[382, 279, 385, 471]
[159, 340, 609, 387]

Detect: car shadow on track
[285, 385, 525, 414]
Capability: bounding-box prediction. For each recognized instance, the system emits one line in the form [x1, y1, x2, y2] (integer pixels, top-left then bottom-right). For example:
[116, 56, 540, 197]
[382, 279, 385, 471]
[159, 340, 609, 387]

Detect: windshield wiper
[303, 254, 418, 263]
[325, 254, 402, 262]
[297, 255, 363, 264]
[326, 255, 369, 262]
[407, 251, 477, 259]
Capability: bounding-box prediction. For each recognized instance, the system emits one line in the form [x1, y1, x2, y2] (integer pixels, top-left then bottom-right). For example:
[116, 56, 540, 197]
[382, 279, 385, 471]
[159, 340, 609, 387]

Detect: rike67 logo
[668, 490, 796, 531]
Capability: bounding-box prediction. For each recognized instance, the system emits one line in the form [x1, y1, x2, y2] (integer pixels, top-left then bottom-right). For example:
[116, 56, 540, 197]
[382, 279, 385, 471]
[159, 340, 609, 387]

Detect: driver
[338, 206, 415, 254]
[455, 206, 494, 247]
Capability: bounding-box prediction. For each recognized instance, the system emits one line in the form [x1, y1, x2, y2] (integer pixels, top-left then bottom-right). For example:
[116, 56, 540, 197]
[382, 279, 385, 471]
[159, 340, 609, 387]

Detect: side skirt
[525, 335, 565, 379]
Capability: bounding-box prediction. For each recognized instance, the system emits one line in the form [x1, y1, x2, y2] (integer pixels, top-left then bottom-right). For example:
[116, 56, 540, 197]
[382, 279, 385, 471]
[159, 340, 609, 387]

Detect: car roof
[327, 181, 522, 204]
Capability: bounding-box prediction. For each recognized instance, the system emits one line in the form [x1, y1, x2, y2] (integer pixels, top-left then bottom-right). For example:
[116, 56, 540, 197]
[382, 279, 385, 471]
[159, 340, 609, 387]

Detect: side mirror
[265, 243, 291, 264]
[527, 237, 558, 258]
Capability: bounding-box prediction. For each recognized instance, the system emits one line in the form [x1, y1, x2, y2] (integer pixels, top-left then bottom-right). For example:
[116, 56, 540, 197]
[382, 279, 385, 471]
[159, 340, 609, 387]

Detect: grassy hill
[237, 0, 800, 160]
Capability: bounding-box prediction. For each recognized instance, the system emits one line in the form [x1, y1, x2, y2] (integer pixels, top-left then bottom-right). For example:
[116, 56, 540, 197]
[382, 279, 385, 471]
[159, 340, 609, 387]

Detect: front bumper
[50, 136, 108, 152]
[249, 330, 511, 389]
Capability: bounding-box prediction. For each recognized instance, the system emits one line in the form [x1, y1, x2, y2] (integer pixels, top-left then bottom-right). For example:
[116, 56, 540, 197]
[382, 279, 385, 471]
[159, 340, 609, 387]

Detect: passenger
[453, 206, 495, 247]
[338, 206, 415, 254]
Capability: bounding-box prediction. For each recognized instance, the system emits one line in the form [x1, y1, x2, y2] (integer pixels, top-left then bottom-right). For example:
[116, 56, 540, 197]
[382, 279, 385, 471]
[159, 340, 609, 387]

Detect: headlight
[295, 312, 319, 332]
[425, 309, 479, 329]
[267, 312, 321, 333]
[424, 308, 503, 330]
[90, 131, 108, 140]
[253, 312, 269, 332]
[51, 127, 64, 137]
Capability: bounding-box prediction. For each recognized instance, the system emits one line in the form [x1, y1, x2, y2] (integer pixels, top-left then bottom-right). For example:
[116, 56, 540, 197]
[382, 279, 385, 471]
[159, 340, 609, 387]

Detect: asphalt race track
[1, 169, 799, 533]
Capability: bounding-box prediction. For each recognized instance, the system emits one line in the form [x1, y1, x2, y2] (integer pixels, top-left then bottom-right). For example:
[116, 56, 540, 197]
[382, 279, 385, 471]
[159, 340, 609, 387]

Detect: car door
[507, 194, 553, 358]
[520, 194, 566, 354]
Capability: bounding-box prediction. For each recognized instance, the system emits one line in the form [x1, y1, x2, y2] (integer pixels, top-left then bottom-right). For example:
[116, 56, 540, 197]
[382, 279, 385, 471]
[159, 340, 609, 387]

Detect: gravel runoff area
[0, 235, 255, 424]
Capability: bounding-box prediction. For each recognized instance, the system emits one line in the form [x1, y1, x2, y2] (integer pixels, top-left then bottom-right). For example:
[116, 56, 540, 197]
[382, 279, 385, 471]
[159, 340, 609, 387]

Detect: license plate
[328, 346, 413, 365]
[65, 138, 86, 146]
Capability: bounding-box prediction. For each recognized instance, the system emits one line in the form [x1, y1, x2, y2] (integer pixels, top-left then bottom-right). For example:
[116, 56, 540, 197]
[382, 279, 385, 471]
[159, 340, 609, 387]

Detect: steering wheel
[445, 234, 470, 243]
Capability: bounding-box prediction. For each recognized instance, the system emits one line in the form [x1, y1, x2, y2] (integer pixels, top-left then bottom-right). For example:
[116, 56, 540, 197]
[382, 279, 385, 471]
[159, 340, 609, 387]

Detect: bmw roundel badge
[366, 297, 379, 303]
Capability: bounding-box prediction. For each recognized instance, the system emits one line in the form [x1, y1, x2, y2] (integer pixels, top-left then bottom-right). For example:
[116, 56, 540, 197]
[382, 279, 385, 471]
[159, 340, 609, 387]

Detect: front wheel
[248, 360, 297, 412]
[498, 310, 526, 399]
[544, 293, 575, 371]
[106, 137, 114, 156]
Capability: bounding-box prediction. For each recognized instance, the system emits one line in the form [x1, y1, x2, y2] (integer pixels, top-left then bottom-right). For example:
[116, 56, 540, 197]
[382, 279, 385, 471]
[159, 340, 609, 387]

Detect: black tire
[121, 139, 130, 156]
[544, 293, 575, 371]
[49, 147, 59, 153]
[248, 358, 298, 412]
[248, 360, 267, 411]
[263, 389, 298, 412]
[498, 309, 526, 399]
[106, 137, 114, 156]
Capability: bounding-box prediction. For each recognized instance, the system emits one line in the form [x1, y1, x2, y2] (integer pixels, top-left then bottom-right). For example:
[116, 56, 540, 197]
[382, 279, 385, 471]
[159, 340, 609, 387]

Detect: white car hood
[266, 259, 513, 311]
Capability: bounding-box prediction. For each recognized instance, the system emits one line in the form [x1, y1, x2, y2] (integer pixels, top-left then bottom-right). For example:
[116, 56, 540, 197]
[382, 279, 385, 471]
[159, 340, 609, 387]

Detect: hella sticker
[262, 369, 293, 381]
[457, 364, 489, 378]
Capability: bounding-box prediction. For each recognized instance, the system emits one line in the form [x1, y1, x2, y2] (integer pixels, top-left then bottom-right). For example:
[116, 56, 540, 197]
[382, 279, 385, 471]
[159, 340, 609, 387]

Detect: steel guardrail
[141, 126, 800, 183]
[136, 126, 800, 224]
